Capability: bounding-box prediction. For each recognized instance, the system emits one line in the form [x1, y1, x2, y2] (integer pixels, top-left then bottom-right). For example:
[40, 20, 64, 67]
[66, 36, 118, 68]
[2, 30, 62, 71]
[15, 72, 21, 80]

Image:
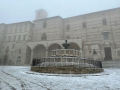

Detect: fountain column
[46, 48, 48, 57]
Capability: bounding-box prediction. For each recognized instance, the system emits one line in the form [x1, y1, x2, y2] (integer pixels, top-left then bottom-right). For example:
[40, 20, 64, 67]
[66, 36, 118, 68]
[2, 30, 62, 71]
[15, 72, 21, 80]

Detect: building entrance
[104, 47, 112, 60]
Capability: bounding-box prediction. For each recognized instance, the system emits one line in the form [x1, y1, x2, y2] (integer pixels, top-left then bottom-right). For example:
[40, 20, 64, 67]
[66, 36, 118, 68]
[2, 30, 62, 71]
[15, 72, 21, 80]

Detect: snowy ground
[0, 66, 120, 90]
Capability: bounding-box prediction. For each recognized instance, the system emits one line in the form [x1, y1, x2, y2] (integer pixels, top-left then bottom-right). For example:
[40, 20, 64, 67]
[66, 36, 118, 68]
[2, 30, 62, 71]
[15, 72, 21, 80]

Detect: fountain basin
[51, 49, 81, 57]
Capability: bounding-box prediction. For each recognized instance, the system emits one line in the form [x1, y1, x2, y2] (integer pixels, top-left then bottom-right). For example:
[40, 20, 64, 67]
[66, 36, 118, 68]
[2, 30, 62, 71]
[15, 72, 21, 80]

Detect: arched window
[17, 56, 21, 60]
[83, 22, 86, 28]
[5, 46, 9, 53]
[66, 36, 70, 39]
[7, 46, 9, 49]
[43, 21, 46, 28]
[103, 18, 107, 25]
[117, 50, 120, 57]
[67, 24, 70, 30]
[19, 49, 21, 53]
[41, 33, 47, 40]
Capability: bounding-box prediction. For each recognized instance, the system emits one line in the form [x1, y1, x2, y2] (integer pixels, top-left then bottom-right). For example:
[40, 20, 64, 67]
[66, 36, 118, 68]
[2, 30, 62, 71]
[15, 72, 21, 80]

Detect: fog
[0, 0, 120, 24]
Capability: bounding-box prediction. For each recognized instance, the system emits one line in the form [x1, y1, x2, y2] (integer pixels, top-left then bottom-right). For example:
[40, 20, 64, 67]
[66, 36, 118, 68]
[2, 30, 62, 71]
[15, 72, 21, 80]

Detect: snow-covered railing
[32, 57, 102, 68]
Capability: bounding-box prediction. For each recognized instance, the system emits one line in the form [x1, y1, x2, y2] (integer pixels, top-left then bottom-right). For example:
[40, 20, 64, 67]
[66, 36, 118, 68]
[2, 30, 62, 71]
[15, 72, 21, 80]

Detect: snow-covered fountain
[31, 40, 104, 74]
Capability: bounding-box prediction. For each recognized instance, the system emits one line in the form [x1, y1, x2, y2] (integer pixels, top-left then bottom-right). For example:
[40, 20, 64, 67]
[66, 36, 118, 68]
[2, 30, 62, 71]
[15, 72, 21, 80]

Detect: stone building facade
[0, 8, 120, 66]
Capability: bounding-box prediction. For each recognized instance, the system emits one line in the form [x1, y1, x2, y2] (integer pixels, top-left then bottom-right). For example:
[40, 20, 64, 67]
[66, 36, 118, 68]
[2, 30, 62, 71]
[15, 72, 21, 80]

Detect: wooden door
[104, 47, 112, 60]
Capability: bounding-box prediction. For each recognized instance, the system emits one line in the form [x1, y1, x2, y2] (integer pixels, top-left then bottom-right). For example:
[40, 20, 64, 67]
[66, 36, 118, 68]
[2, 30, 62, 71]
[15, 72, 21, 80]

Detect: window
[103, 18, 107, 25]
[9, 30, 12, 33]
[13, 35, 16, 41]
[4, 36, 6, 41]
[16, 56, 21, 65]
[5, 30, 7, 34]
[19, 28, 22, 32]
[23, 35, 26, 40]
[8, 36, 11, 41]
[17, 56, 21, 60]
[83, 22, 86, 28]
[25, 24, 27, 27]
[103, 33, 109, 40]
[7, 46, 9, 49]
[24, 28, 27, 32]
[41, 33, 47, 40]
[67, 24, 70, 30]
[15, 29, 17, 33]
[43, 21, 46, 28]
[117, 50, 120, 56]
[18, 35, 21, 41]
[67, 36, 70, 39]
[19, 49, 21, 53]
[12, 44, 15, 49]
[11, 52, 13, 56]
[5, 48, 9, 53]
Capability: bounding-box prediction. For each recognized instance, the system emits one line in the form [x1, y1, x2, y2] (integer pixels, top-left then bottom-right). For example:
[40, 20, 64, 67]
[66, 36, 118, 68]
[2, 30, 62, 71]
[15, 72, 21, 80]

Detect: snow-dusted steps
[102, 60, 120, 68]
[31, 67, 104, 74]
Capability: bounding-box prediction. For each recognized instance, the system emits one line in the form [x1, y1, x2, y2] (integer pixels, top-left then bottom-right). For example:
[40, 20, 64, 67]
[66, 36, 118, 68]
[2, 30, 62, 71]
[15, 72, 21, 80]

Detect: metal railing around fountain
[32, 57, 102, 68]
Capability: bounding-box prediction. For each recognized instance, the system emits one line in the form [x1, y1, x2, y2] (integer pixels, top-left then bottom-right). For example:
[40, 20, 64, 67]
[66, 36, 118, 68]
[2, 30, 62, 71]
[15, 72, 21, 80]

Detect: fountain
[31, 40, 103, 74]
[62, 40, 70, 49]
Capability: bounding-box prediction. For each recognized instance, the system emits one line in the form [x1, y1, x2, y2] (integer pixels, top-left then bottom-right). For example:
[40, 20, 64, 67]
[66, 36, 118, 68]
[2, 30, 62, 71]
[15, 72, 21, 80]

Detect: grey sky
[0, 0, 120, 24]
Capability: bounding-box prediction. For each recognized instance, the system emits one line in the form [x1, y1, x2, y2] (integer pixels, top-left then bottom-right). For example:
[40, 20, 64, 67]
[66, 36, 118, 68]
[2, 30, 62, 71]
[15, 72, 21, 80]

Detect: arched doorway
[68, 42, 80, 50]
[48, 43, 61, 57]
[25, 46, 31, 64]
[9, 60, 12, 65]
[16, 56, 21, 66]
[33, 44, 46, 58]
[3, 55, 8, 65]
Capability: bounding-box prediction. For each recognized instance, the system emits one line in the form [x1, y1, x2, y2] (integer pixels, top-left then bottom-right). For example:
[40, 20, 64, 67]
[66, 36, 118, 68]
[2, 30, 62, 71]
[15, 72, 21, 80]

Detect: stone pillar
[30, 49, 33, 65]
[46, 48, 48, 57]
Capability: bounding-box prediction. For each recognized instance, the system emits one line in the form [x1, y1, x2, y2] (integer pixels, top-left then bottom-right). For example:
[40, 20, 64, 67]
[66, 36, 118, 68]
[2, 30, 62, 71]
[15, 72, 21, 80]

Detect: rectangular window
[103, 33, 109, 40]
[18, 35, 21, 41]
[19, 28, 22, 32]
[23, 35, 26, 40]
[15, 29, 17, 33]
[103, 18, 107, 25]
[7, 46, 9, 49]
[10, 30, 12, 33]
[12, 44, 15, 48]
[24, 28, 27, 32]
[83, 22, 86, 28]
[25, 24, 27, 27]
[67, 24, 70, 30]
[8, 36, 11, 41]
[13, 35, 16, 41]
[4, 36, 6, 41]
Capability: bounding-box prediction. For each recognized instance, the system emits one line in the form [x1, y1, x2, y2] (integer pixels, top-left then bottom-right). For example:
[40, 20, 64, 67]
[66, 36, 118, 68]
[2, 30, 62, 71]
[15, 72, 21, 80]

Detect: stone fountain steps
[31, 66, 103, 74]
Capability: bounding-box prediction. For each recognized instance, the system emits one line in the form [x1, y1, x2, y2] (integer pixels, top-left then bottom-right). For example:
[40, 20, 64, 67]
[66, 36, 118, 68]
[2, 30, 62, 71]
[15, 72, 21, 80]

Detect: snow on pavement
[0, 66, 120, 90]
